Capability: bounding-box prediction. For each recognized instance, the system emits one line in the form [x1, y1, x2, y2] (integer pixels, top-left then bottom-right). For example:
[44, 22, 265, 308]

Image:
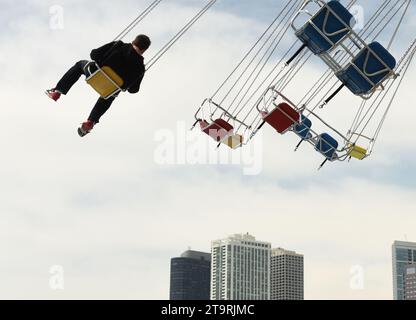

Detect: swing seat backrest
[86, 66, 124, 99]
[315, 133, 338, 160]
[336, 42, 396, 95]
[296, 1, 355, 54]
[262, 103, 300, 134]
[293, 115, 312, 140]
[200, 119, 234, 142]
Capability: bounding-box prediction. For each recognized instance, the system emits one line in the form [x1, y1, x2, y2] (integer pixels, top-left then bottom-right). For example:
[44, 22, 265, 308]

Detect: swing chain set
[193, 0, 414, 168]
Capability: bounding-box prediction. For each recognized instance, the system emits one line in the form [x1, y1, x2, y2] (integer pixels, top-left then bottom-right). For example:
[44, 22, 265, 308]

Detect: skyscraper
[270, 248, 304, 300]
[210, 233, 271, 300]
[404, 264, 416, 300]
[392, 241, 416, 300]
[170, 250, 211, 300]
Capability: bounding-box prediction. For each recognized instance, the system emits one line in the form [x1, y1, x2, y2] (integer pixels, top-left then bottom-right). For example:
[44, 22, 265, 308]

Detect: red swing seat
[261, 102, 300, 134]
[199, 119, 234, 142]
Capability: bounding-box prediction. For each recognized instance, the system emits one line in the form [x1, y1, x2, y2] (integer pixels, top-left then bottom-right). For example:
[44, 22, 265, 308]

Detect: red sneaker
[45, 89, 61, 102]
[78, 120, 95, 137]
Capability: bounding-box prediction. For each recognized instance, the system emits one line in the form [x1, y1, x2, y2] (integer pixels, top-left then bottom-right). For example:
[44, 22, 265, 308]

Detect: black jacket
[90, 41, 145, 93]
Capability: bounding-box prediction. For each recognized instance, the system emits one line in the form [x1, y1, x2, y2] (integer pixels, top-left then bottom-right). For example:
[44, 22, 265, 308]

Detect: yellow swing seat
[85, 63, 124, 99]
[349, 144, 368, 160]
[221, 134, 244, 149]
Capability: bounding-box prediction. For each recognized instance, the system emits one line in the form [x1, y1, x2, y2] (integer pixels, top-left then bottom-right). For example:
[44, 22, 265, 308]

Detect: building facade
[404, 264, 416, 300]
[170, 250, 211, 300]
[270, 248, 304, 300]
[211, 233, 271, 300]
[392, 241, 416, 300]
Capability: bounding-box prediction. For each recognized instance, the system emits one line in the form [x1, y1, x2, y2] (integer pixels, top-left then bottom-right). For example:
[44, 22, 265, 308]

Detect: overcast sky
[0, 0, 415, 300]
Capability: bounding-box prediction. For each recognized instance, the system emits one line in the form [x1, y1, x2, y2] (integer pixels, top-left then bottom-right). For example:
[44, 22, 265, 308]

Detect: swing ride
[84, 0, 218, 100]
[49, 0, 414, 169]
[192, 0, 415, 169]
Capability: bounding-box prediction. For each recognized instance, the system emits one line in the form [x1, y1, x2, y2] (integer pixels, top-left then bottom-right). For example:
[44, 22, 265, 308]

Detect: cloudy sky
[0, 0, 415, 300]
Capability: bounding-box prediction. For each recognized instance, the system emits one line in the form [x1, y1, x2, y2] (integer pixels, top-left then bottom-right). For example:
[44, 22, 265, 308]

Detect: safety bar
[192, 98, 252, 131]
[209, 100, 252, 129]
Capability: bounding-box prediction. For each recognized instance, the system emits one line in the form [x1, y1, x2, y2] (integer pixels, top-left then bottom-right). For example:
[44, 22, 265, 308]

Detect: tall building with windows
[270, 248, 304, 300]
[170, 250, 211, 300]
[211, 233, 271, 300]
[392, 241, 416, 300]
[404, 264, 416, 300]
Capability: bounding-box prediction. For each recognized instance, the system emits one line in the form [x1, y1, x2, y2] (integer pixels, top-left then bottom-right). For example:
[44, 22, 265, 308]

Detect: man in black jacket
[46, 34, 151, 137]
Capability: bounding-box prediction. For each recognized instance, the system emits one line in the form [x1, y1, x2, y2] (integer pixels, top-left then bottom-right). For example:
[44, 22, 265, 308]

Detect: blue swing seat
[315, 133, 338, 160]
[293, 115, 312, 140]
[296, 1, 354, 54]
[336, 42, 396, 95]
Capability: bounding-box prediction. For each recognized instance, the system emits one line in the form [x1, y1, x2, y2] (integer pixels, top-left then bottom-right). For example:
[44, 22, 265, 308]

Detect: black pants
[55, 60, 116, 124]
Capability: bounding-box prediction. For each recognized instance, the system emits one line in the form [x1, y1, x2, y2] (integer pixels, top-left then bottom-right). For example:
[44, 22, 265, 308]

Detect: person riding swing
[46, 34, 151, 137]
